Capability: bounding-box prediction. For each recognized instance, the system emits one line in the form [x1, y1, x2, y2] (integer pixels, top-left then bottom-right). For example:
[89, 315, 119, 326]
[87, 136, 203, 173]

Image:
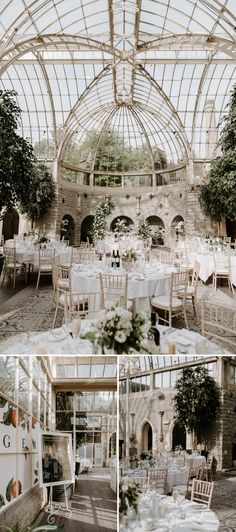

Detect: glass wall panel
[0, 356, 53, 516]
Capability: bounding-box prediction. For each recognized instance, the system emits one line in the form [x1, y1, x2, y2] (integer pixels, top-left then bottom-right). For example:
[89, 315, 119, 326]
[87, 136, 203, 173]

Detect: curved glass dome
[0, 1, 236, 169]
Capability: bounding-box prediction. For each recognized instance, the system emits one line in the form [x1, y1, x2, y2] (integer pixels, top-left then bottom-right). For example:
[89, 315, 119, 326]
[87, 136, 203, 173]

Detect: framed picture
[39, 432, 74, 487]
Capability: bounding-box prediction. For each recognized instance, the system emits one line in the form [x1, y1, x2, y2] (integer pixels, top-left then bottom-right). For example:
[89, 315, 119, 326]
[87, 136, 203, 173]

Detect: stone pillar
[204, 99, 219, 159]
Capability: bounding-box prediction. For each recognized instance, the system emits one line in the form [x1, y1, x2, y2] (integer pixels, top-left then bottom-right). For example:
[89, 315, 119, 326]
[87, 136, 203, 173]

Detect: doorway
[172, 422, 186, 451]
[2, 208, 19, 241]
[141, 421, 153, 452]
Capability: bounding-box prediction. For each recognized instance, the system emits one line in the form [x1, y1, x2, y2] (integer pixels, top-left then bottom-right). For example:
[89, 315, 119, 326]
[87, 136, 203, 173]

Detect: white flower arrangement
[81, 305, 148, 354]
[175, 220, 186, 235]
[122, 249, 137, 262]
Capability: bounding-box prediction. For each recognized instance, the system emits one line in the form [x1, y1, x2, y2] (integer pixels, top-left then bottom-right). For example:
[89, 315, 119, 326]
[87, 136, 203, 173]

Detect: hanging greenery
[137, 217, 151, 240]
[173, 366, 221, 447]
[92, 199, 114, 241]
[199, 83, 236, 221]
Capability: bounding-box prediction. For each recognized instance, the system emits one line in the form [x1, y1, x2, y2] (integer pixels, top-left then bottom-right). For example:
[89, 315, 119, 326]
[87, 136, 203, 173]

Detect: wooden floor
[37, 475, 117, 531]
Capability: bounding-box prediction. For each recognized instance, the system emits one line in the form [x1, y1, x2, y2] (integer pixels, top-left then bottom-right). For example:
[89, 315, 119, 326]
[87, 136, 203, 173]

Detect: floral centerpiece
[119, 478, 141, 515]
[175, 220, 186, 236]
[122, 249, 137, 263]
[114, 218, 130, 235]
[32, 232, 50, 246]
[81, 305, 148, 354]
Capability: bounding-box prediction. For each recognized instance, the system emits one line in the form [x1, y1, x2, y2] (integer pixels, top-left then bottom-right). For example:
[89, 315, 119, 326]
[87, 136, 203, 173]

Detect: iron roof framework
[0, 0, 236, 175]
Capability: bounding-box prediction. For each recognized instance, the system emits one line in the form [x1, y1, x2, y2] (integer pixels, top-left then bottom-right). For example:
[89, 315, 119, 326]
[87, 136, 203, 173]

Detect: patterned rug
[212, 471, 236, 531]
[0, 280, 235, 344]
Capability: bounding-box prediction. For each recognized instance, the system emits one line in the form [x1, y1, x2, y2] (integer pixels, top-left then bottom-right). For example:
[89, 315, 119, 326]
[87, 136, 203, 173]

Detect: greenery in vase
[122, 249, 137, 262]
[81, 305, 148, 354]
[173, 366, 221, 447]
[119, 479, 141, 515]
[92, 200, 114, 241]
[137, 218, 151, 241]
[199, 83, 236, 221]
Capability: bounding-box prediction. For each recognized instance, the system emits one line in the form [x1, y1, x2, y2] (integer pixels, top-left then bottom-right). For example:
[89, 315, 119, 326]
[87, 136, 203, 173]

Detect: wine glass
[71, 318, 81, 338]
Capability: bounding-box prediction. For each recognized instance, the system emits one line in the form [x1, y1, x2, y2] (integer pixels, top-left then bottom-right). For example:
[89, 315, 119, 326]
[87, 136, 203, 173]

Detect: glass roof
[119, 355, 220, 376]
[47, 356, 117, 379]
[0, 0, 236, 166]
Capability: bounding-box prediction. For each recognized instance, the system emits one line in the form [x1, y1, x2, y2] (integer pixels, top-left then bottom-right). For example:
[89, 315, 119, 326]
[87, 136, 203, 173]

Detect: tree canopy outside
[173, 366, 221, 446]
[199, 84, 236, 222]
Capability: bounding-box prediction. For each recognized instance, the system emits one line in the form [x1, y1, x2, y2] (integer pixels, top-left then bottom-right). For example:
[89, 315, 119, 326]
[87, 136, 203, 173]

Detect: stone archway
[60, 214, 75, 245]
[2, 208, 19, 241]
[146, 215, 164, 228]
[146, 215, 165, 244]
[81, 215, 94, 243]
[110, 215, 134, 233]
[171, 215, 185, 240]
[172, 422, 186, 451]
[141, 420, 153, 452]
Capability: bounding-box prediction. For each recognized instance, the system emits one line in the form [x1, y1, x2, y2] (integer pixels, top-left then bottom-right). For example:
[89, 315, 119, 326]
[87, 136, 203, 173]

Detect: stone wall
[119, 381, 233, 471]
[44, 182, 217, 245]
[221, 389, 236, 470]
[0, 485, 46, 530]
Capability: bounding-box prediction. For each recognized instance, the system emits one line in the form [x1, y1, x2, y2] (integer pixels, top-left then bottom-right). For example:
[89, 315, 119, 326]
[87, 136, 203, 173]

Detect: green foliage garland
[92, 200, 114, 241]
[137, 217, 151, 240]
[199, 83, 236, 221]
[173, 366, 221, 445]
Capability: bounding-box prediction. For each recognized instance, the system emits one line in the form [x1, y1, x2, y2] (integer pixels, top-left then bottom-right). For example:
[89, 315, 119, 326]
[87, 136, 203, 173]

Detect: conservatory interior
[0, 1, 236, 354]
[0, 355, 117, 530]
[119, 355, 236, 530]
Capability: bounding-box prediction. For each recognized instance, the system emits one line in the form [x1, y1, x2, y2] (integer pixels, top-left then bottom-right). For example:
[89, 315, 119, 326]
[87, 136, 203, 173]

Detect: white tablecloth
[0, 321, 232, 355]
[185, 455, 206, 468]
[188, 251, 236, 286]
[128, 494, 220, 531]
[76, 458, 91, 473]
[71, 263, 172, 312]
[167, 467, 188, 493]
[1, 244, 72, 267]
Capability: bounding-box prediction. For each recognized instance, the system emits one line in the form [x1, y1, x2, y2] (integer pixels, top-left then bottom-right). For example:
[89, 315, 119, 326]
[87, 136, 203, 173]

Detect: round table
[71, 262, 173, 312]
[123, 493, 220, 531]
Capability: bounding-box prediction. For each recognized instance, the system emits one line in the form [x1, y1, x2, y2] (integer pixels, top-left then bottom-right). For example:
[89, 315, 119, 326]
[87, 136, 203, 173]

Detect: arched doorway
[81, 215, 94, 243]
[226, 219, 236, 242]
[146, 215, 165, 244]
[171, 215, 185, 240]
[141, 421, 153, 452]
[172, 422, 186, 451]
[60, 214, 75, 245]
[2, 208, 19, 241]
[110, 216, 134, 233]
